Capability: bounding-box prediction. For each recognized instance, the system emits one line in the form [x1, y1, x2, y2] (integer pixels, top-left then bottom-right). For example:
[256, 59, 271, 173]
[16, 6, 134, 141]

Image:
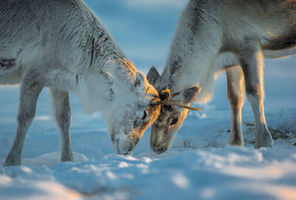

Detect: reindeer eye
[170, 118, 178, 125]
[163, 105, 173, 112]
[142, 111, 149, 121]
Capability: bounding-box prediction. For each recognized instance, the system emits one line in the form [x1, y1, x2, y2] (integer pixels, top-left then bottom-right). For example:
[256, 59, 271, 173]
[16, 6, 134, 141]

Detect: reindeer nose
[122, 146, 133, 155]
[150, 144, 167, 154]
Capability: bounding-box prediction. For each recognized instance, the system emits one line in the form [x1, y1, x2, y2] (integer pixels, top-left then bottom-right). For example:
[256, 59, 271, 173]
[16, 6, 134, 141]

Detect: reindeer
[147, 0, 296, 154]
[1, 0, 162, 166]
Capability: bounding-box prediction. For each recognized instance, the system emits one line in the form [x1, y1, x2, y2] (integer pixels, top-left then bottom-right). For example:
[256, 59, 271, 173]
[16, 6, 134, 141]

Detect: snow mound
[23, 152, 89, 167]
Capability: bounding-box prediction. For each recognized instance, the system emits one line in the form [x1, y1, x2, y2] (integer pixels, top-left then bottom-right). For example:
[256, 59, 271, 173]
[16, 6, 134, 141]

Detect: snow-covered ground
[1, 1, 296, 199]
[1, 58, 296, 200]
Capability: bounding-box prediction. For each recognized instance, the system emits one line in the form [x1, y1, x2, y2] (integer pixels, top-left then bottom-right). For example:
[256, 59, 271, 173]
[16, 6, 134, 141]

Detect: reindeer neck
[76, 5, 125, 72]
[89, 30, 125, 71]
[74, 12, 140, 114]
[161, 33, 218, 94]
[161, 1, 221, 94]
[75, 57, 139, 114]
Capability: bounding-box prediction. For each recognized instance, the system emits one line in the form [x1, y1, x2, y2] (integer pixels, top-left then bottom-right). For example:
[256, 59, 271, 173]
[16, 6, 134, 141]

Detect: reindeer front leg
[4, 72, 43, 166]
[226, 66, 245, 146]
[49, 88, 74, 162]
[240, 50, 274, 148]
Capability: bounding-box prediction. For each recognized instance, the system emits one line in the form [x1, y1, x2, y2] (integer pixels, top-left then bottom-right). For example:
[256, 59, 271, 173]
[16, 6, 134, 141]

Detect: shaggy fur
[1, 0, 160, 166]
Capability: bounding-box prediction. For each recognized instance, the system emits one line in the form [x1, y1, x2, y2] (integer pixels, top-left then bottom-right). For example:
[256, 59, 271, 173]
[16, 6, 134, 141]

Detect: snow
[1, 63, 296, 200]
[1, 1, 296, 199]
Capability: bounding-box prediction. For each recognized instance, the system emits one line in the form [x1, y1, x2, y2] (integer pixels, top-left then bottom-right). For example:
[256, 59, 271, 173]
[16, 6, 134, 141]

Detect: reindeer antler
[161, 101, 202, 111]
[151, 101, 202, 111]
[151, 88, 202, 111]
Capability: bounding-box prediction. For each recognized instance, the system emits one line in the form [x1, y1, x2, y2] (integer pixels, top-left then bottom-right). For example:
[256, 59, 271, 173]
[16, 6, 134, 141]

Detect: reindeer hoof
[61, 153, 74, 162]
[255, 132, 274, 149]
[3, 154, 21, 167]
[229, 138, 244, 147]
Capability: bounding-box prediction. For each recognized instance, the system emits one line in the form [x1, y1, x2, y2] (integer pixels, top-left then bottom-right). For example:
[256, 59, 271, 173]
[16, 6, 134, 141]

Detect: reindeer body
[148, 0, 296, 154]
[1, 0, 160, 166]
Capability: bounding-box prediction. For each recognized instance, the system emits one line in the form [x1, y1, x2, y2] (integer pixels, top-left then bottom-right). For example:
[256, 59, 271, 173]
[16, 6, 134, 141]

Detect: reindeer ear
[172, 86, 201, 104]
[135, 72, 145, 88]
[147, 66, 161, 89]
[183, 87, 201, 104]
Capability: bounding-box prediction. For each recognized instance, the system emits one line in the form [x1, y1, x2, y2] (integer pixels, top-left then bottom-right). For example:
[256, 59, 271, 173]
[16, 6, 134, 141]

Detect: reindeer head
[102, 61, 161, 155]
[147, 67, 201, 154]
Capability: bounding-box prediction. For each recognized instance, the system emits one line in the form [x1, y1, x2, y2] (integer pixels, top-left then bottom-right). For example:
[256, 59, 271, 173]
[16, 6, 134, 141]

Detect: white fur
[151, 0, 296, 153]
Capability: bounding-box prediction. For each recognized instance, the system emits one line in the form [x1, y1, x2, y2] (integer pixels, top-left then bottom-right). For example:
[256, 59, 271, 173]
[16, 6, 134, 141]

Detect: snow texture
[1, 59, 296, 200]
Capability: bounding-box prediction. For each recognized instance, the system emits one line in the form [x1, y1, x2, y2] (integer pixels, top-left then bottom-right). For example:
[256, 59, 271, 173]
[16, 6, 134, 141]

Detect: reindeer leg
[240, 50, 274, 148]
[226, 66, 245, 146]
[49, 88, 74, 162]
[4, 72, 43, 166]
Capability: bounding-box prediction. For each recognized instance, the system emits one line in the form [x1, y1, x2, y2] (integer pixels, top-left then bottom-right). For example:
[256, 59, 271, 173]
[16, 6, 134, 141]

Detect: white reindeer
[147, 0, 296, 154]
[1, 0, 161, 166]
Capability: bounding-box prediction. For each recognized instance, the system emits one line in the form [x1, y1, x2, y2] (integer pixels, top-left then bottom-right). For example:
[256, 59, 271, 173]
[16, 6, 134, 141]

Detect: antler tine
[150, 88, 201, 111]
[150, 101, 162, 106]
[162, 102, 202, 111]
[150, 101, 202, 111]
